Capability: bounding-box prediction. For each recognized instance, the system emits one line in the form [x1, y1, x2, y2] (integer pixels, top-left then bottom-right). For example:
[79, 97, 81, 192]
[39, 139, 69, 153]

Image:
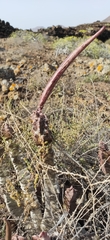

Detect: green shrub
[105, 39, 110, 45]
[82, 40, 110, 59]
[9, 30, 46, 44]
[53, 36, 78, 55]
[53, 36, 110, 59]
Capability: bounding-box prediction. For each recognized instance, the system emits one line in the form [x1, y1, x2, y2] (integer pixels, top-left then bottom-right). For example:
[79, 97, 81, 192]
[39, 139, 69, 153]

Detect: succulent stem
[38, 26, 105, 110]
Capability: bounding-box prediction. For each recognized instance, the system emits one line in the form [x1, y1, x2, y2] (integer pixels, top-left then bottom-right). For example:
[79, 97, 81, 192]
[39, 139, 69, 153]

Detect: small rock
[8, 90, 24, 100]
[0, 115, 7, 121]
[6, 58, 12, 63]
[1, 79, 10, 93]
[43, 63, 50, 73]
[8, 91, 19, 100]
[9, 83, 16, 91]
[9, 83, 21, 91]
[0, 94, 3, 102]
[42, 62, 57, 73]
[15, 77, 27, 84]
[19, 59, 26, 67]
[14, 66, 22, 76]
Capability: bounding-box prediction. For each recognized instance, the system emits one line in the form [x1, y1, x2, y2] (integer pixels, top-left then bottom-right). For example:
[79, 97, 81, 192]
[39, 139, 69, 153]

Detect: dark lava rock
[0, 66, 15, 80]
[0, 19, 18, 38]
[37, 22, 110, 42]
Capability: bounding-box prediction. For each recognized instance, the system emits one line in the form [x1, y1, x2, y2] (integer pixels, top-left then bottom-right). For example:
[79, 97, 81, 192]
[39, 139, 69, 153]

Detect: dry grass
[0, 34, 110, 239]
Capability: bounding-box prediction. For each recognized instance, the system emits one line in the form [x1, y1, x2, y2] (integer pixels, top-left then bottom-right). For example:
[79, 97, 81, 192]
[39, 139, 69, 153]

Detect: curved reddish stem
[38, 26, 105, 110]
